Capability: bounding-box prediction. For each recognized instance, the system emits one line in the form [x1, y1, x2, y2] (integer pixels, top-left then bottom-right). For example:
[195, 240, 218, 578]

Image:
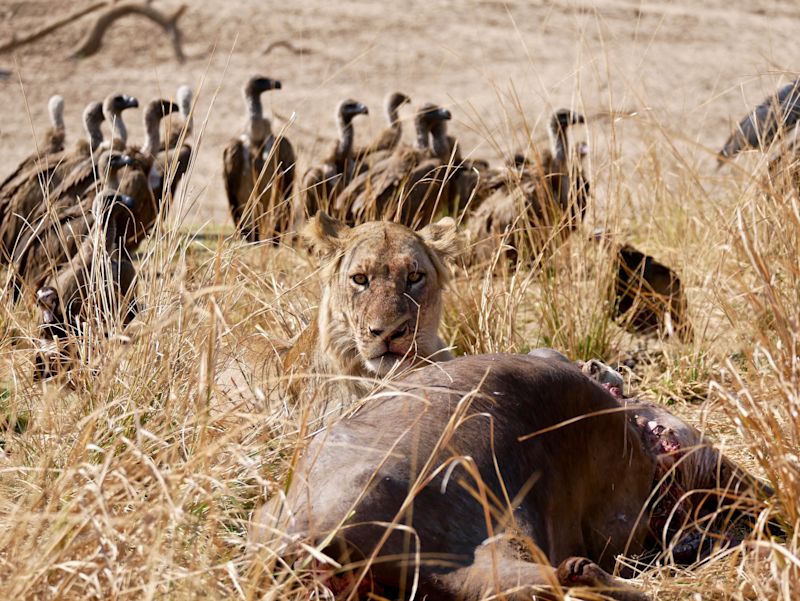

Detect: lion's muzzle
[366, 316, 414, 357]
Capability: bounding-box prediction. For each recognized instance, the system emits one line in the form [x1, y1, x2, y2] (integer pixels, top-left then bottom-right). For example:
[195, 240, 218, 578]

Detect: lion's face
[304, 213, 462, 378]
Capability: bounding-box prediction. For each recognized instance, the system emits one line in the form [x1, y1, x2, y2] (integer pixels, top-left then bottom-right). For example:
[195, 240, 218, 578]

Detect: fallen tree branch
[70, 2, 187, 62]
[0, 1, 107, 55]
[263, 39, 312, 56]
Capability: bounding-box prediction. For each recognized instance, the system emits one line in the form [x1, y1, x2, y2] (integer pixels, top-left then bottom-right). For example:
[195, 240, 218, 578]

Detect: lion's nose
[369, 322, 409, 340]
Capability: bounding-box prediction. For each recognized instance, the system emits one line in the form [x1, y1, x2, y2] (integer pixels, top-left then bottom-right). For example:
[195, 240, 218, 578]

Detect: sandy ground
[1, 0, 799, 230]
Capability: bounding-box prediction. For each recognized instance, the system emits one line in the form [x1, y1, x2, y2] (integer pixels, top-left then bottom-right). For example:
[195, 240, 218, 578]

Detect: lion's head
[303, 212, 462, 378]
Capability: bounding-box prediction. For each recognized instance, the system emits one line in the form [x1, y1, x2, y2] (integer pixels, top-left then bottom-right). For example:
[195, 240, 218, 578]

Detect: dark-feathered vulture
[610, 241, 693, 342]
[0, 95, 66, 257]
[33, 190, 139, 379]
[0, 99, 110, 264]
[147, 86, 193, 234]
[118, 98, 180, 250]
[718, 78, 800, 163]
[0, 95, 66, 191]
[9, 152, 135, 301]
[35, 189, 139, 333]
[335, 103, 465, 227]
[223, 75, 296, 242]
[355, 91, 411, 162]
[300, 98, 369, 220]
[103, 93, 140, 150]
[467, 109, 588, 265]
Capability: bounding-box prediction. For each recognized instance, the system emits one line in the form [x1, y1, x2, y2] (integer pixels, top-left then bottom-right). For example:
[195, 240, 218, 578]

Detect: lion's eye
[351, 273, 369, 286]
[407, 271, 424, 284]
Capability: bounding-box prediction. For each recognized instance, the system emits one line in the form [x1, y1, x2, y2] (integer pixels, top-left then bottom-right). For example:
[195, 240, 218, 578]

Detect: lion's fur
[283, 212, 464, 402]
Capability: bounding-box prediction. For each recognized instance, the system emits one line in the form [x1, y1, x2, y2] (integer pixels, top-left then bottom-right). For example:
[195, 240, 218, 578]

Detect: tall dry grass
[0, 65, 798, 600]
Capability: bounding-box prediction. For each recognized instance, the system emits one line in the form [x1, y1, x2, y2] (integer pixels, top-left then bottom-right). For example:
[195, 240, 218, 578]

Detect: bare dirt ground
[1, 0, 799, 228]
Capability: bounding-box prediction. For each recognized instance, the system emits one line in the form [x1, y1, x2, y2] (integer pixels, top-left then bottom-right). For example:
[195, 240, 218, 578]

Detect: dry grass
[1, 9, 800, 598]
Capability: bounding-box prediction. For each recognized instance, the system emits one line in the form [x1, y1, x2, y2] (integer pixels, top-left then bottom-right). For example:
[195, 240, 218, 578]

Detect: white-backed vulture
[300, 98, 369, 220]
[114, 98, 180, 250]
[466, 109, 588, 266]
[33, 190, 138, 379]
[150, 86, 193, 222]
[354, 91, 411, 162]
[718, 78, 800, 164]
[164, 84, 193, 150]
[10, 152, 135, 301]
[81, 101, 106, 152]
[335, 103, 465, 227]
[43, 95, 67, 154]
[223, 75, 296, 242]
[0, 99, 109, 264]
[0, 95, 66, 195]
[102, 93, 139, 150]
[41, 190, 138, 329]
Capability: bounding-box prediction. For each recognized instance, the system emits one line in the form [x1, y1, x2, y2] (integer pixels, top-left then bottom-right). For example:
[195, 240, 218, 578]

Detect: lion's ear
[301, 211, 350, 258]
[418, 217, 464, 263]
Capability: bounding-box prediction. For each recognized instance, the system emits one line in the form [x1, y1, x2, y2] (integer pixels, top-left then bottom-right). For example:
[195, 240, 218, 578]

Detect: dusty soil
[1, 0, 798, 229]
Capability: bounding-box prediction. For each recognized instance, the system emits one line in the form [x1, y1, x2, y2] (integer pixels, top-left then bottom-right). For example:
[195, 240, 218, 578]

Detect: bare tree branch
[70, 2, 187, 62]
[0, 1, 107, 55]
[262, 39, 312, 56]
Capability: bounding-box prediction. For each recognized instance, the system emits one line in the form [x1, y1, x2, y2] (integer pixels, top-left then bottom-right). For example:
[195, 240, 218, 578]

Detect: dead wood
[262, 39, 312, 56]
[70, 2, 187, 62]
[0, 2, 107, 55]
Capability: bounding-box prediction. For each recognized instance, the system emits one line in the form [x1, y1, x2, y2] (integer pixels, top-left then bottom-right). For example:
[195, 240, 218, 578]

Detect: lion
[282, 211, 463, 401]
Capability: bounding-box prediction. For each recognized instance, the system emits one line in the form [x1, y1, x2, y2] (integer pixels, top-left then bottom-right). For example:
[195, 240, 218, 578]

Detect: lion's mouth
[363, 350, 415, 375]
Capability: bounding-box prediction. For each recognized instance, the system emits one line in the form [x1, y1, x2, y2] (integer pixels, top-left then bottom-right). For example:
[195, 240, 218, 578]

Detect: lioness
[283, 211, 462, 399]
[253, 352, 769, 600]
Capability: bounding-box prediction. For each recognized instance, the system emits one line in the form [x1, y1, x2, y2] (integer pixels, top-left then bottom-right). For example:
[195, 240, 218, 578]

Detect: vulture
[57, 94, 137, 191]
[20, 94, 139, 230]
[223, 75, 296, 242]
[33, 190, 139, 380]
[9, 152, 135, 301]
[601, 234, 693, 342]
[164, 84, 193, 150]
[0, 95, 66, 194]
[102, 93, 140, 150]
[145, 86, 194, 239]
[0, 99, 110, 264]
[335, 103, 466, 227]
[81, 101, 106, 152]
[45, 138, 133, 214]
[118, 98, 180, 250]
[354, 91, 411, 162]
[466, 109, 588, 266]
[300, 98, 369, 220]
[718, 78, 800, 164]
[42, 95, 67, 154]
